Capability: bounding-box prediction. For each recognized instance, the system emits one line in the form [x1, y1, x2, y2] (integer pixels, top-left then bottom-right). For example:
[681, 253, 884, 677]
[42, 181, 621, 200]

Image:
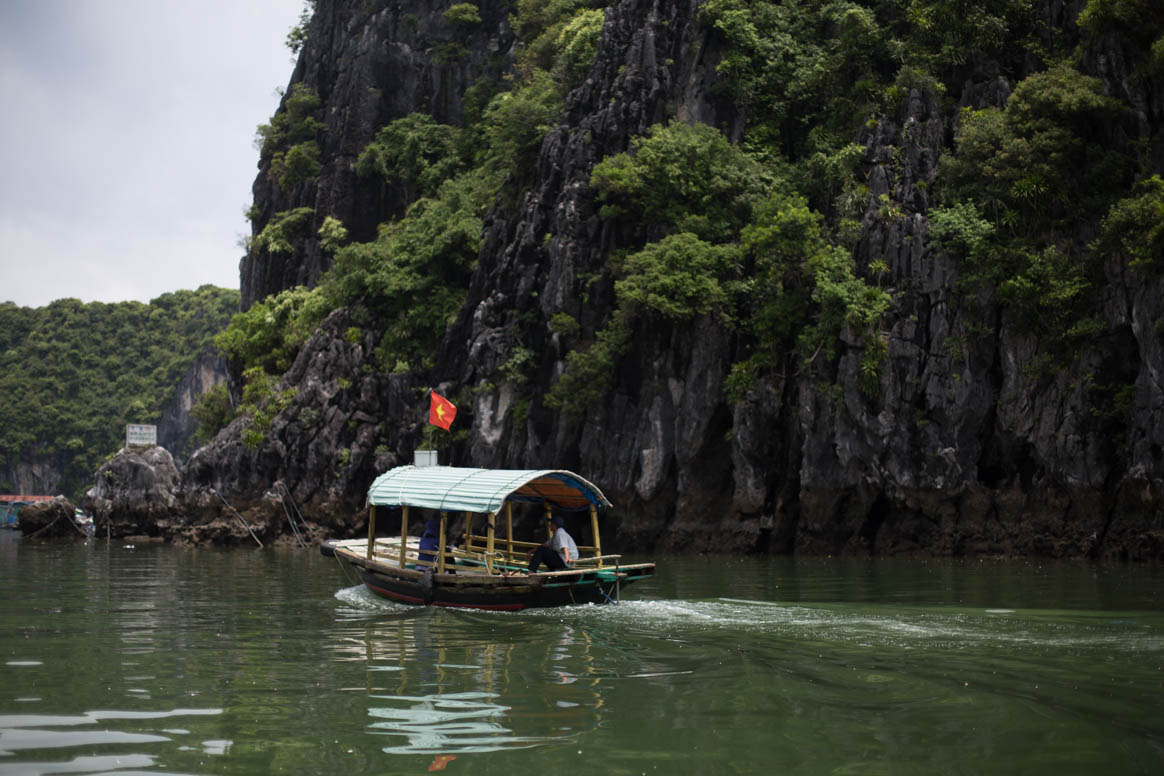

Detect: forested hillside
[0, 286, 238, 499]
[167, 0, 1164, 557]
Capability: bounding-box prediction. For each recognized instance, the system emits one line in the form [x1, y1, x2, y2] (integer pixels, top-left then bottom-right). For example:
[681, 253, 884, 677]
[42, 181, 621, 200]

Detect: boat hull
[357, 567, 618, 610]
[324, 540, 653, 611]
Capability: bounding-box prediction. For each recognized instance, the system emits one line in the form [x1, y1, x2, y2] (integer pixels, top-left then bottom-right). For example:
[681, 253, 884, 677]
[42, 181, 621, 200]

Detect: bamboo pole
[589, 504, 602, 568]
[438, 511, 448, 573]
[399, 505, 409, 568]
[366, 504, 376, 560]
[544, 501, 553, 541]
[465, 512, 473, 551]
[485, 512, 496, 574]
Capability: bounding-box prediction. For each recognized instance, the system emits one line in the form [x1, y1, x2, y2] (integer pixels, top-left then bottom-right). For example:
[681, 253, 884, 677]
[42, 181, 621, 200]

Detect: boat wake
[334, 585, 413, 616]
[328, 586, 1163, 656]
[526, 597, 1164, 655]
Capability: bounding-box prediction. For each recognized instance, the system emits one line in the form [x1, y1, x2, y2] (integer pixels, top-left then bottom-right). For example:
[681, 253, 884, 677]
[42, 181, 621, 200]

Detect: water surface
[2, 532, 1161, 774]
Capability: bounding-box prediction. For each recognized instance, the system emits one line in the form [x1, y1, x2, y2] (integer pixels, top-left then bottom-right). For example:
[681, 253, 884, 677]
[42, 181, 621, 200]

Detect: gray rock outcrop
[85, 447, 182, 539]
[16, 496, 83, 539]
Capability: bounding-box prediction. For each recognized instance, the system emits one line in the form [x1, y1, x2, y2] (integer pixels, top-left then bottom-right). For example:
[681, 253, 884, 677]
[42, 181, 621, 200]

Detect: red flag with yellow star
[428, 391, 456, 430]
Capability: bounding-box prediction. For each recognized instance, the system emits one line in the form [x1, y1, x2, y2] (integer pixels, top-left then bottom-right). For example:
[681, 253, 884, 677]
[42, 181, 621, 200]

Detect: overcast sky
[0, 0, 304, 309]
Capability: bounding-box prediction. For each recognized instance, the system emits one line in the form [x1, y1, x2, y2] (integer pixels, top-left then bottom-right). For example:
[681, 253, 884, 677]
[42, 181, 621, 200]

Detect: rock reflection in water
[328, 599, 602, 755]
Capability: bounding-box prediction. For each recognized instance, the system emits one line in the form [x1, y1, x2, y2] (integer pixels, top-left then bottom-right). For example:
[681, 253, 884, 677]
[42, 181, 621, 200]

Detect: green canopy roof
[366, 465, 612, 514]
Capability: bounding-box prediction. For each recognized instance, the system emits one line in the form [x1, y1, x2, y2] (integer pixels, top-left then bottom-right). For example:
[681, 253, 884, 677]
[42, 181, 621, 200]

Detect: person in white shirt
[527, 513, 578, 572]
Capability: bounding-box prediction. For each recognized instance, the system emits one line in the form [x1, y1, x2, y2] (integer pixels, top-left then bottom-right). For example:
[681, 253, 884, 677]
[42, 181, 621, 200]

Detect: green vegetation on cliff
[227, 0, 1161, 431]
[255, 83, 325, 192]
[0, 286, 239, 499]
[213, 1, 608, 441]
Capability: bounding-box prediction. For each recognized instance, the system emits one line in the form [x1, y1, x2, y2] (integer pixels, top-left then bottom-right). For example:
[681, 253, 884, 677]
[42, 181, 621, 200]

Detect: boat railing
[333, 536, 653, 582]
[460, 531, 611, 569]
[570, 554, 623, 566]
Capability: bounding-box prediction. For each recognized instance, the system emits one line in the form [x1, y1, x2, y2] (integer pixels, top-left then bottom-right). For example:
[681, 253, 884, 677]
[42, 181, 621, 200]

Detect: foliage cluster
[511, 0, 607, 90]
[697, 0, 1035, 208]
[0, 287, 239, 499]
[1078, 0, 1164, 78]
[591, 122, 774, 242]
[551, 120, 890, 410]
[285, 1, 316, 55]
[479, 68, 563, 176]
[255, 83, 324, 191]
[443, 3, 482, 27]
[356, 114, 467, 202]
[254, 207, 315, 255]
[1094, 175, 1164, 269]
[328, 167, 498, 370]
[934, 64, 1136, 337]
[214, 285, 330, 376]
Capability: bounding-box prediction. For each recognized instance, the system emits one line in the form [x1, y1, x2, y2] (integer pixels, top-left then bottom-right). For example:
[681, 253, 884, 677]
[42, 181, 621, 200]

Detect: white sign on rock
[126, 424, 157, 448]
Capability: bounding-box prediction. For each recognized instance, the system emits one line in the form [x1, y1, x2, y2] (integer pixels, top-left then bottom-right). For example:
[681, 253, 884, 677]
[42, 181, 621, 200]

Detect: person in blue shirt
[418, 520, 439, 567]
[527, 514, 579, 572]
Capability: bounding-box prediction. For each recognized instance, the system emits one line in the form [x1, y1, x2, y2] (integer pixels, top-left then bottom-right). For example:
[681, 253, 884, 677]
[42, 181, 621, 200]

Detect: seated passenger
[527, 514, 578, 573]
[418, 520, 439, 566]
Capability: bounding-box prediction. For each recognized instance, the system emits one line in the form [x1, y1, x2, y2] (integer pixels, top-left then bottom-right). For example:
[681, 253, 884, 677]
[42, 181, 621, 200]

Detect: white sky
[0, 0, 305, 308]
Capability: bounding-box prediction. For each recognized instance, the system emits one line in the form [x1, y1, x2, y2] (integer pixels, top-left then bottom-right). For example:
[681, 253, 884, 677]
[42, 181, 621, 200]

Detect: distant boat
[321, 462, 655, 610]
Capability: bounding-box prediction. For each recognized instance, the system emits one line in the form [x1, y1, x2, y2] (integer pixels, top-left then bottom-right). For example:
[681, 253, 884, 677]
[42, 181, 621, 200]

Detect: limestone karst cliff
[158, 0, 1164, 558]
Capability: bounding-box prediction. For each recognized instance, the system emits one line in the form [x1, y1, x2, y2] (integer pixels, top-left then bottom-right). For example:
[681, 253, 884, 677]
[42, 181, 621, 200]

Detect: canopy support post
[485, 512, 496, 574]
[590, 504, 602, 568]
[506, 502, 514, 564]
[399, 505, 409, 568]
[544, 501, 553, 540]
[366, 505, 376, 560]
[465, 512, 473, 551]
[438, 511, 448, 573]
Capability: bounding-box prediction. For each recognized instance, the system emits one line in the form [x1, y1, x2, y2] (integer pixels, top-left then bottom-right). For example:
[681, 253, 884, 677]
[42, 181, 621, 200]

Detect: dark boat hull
[357, 568, 619, 610]
[324, 541, 653, 611]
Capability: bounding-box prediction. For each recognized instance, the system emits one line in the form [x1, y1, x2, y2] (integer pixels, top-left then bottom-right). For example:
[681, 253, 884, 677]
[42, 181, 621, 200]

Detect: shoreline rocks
[15, 496, 86, 539]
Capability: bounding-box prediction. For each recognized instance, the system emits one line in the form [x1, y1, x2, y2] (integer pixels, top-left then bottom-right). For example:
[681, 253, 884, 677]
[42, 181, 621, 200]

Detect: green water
[1, 532, 1161, 775]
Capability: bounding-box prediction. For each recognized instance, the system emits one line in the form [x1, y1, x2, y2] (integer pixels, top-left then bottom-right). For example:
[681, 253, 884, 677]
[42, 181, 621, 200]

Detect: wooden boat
[321, 463, 655, 610]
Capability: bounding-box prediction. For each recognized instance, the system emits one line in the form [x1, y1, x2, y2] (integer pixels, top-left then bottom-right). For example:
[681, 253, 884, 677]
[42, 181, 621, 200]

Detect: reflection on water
[369, 691, 544, 754]
[0, 753, 160, 776]
[329, 586, 602, 755]
[0, 709, 223, 775]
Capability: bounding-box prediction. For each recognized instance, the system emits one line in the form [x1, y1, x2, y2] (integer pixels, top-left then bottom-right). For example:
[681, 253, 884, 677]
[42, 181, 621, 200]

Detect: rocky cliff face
[181, 308, 408, 534]
[239, 0, 516, 308]
[157, 350, 230, 464]
[163, 0, 1162, 558]
[1, 455, 66, 498]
